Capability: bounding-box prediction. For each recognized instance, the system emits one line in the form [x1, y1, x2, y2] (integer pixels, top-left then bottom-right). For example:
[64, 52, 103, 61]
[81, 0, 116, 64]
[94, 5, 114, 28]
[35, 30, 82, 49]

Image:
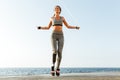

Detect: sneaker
[56, 69, 60, 76]
[51, 66, 55, 76]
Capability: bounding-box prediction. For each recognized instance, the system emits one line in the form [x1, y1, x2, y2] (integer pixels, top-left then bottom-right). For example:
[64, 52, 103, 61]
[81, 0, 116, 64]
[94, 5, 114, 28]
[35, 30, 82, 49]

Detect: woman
[38, 5, 80, 76]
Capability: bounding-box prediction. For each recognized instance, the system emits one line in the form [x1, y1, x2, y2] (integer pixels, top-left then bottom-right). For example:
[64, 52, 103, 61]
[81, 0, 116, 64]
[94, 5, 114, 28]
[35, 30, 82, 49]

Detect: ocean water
[0, 68, 120, 76]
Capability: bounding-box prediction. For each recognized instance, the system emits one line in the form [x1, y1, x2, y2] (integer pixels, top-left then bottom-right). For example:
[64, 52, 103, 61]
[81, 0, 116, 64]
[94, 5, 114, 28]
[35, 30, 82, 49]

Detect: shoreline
[0, 72, 120, 80]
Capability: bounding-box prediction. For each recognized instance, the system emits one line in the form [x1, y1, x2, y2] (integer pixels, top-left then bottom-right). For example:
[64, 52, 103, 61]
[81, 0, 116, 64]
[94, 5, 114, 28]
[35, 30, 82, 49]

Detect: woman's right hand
[37, 26, 41, 29]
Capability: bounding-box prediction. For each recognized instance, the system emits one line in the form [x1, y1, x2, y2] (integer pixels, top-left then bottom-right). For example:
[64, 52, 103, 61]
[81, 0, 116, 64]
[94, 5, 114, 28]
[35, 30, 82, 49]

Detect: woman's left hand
[76, 26, 80, 30]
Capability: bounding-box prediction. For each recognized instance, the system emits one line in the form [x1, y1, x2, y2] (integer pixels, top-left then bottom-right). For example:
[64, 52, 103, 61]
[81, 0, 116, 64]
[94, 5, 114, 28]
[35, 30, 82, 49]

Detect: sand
[0, 72, 120, 80]
[0, 76, 120, 80]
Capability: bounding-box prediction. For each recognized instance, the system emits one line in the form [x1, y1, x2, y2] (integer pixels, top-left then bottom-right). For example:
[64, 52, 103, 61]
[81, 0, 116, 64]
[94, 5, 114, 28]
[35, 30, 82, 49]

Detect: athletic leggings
[51, 31, 64, 69]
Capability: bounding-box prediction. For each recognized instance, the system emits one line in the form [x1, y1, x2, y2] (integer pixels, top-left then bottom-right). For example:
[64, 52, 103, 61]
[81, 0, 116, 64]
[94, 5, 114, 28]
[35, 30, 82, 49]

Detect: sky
[0, 0, 120, 68]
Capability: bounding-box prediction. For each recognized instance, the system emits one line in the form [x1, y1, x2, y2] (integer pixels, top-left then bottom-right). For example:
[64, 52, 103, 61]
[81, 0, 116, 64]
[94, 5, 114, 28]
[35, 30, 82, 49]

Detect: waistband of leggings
[52, 30, 63, 35]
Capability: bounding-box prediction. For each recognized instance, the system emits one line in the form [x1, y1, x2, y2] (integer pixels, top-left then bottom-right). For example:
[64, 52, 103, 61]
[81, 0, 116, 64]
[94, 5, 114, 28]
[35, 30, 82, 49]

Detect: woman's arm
[63, 17, 80, 29]
[38, 18, 52, 30]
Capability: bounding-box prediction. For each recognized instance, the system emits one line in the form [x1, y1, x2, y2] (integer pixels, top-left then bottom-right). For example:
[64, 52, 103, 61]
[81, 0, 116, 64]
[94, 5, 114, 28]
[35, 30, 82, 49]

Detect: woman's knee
[53, 50, 57, 54]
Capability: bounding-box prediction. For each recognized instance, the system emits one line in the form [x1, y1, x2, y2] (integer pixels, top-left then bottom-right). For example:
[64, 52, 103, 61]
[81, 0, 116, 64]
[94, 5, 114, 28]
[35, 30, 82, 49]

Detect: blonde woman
[38, 5, 80, 76]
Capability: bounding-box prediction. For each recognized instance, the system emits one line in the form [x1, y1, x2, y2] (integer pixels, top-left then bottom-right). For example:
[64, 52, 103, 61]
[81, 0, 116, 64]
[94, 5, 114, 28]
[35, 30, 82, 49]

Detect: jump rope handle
[37, 26, 41, 29]
[76, 26, 80, 30]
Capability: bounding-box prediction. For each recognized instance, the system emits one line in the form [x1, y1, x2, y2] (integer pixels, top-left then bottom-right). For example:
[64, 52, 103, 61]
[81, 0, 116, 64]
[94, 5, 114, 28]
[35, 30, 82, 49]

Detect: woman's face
[54, 6, 61, 15]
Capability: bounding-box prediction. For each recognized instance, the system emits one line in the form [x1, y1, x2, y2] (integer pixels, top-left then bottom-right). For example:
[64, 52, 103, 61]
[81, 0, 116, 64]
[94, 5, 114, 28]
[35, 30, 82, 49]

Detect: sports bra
[52, 16, 63, 26]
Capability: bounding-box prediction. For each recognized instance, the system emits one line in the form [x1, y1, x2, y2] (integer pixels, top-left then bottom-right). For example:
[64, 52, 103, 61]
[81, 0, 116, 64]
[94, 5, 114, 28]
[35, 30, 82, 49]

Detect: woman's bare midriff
[53, 26, 62, 32]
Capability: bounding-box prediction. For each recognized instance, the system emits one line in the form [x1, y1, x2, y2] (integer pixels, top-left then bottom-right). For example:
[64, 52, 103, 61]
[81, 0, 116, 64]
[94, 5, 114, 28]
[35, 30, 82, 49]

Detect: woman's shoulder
[50, 17, 54, 21]
[60, 16, 65, 21]
[60, 16, 64, 18]
[50, 16, 65, 20]
[51, 16, 64, 18]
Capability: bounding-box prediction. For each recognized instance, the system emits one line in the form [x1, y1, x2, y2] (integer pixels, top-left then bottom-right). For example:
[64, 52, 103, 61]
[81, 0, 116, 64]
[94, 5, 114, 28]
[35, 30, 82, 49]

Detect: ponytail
[53, 14, 55, 17]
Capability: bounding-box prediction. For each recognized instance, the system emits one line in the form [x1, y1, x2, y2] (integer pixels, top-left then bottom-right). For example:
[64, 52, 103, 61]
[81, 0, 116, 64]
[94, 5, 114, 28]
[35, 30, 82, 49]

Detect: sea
[0, 68, 120, 76]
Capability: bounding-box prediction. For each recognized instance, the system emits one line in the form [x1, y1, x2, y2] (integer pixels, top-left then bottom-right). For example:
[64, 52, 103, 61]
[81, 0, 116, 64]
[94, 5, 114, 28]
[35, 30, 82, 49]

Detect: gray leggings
[51, 31, 64, 69]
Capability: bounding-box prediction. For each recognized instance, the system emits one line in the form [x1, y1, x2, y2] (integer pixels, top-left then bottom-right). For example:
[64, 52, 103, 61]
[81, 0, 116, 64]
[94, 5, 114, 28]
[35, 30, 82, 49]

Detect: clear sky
[0, 0, 120, 68]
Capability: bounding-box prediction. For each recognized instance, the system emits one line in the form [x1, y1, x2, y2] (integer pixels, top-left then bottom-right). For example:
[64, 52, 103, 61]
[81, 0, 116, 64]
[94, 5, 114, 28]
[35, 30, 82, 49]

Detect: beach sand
[0, 76, 120, 80]
[0, 72, 120, 80]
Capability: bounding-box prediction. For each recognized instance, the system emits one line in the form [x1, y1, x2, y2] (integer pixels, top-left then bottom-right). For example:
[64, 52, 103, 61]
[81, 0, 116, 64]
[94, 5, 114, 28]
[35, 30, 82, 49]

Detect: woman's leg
[51, 33, 57, 76]
[51, 33, 57, 66]
[56, 35, 64, 69]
